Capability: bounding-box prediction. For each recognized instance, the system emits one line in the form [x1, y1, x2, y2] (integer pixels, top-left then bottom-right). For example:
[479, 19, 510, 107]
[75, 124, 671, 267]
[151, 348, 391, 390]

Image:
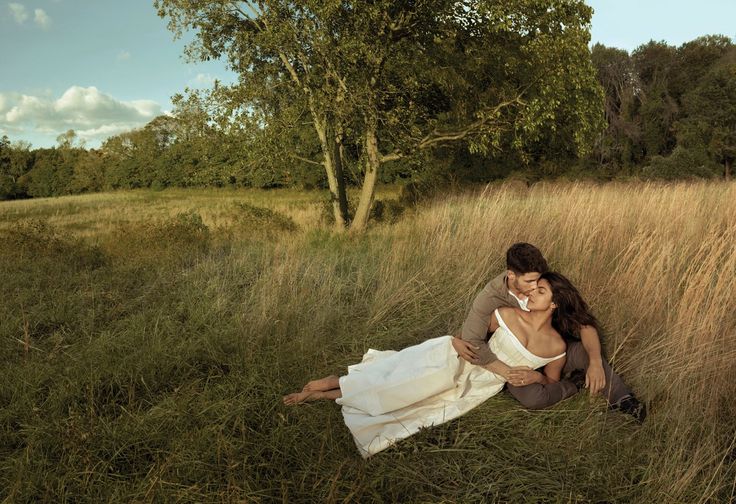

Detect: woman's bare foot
[302, 375, 339, 392]
[283, 390, 321, 405]
[282, 388, 341, 406]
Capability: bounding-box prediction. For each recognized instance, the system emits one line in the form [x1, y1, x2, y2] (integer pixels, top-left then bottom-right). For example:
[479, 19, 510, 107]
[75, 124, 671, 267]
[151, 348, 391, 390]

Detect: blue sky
[1, 0, 734, 148]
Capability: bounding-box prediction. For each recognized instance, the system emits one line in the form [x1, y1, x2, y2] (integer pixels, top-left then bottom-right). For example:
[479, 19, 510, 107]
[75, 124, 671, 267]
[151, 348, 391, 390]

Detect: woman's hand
[451, 336, 480, 363]
[507, 367, 542, 387]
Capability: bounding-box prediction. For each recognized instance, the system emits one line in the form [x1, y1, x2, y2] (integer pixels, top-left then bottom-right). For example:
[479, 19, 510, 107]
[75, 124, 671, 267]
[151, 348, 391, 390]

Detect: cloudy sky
[1, 0, 734, 148]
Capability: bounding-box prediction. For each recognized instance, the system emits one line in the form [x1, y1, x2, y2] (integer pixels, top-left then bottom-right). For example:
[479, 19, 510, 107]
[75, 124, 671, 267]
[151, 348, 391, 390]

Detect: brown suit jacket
[460, 272, 521, 365]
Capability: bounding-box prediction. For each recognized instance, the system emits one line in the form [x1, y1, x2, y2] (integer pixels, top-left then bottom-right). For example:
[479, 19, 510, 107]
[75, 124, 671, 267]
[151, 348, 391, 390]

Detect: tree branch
[379, 94, 525, 163]
[417, 95, 524, 148]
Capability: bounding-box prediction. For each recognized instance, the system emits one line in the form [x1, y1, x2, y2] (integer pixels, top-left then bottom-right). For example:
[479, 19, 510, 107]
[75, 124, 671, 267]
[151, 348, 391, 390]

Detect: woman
[283, 272, 593, 457]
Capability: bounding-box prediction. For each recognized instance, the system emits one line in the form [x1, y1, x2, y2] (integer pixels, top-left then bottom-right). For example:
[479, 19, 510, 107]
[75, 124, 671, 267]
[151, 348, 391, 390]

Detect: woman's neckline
[494, 309, 565, 361]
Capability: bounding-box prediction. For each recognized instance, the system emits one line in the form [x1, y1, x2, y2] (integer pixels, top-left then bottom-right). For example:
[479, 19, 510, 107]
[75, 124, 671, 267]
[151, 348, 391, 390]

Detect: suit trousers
[505, 341, 632, 409]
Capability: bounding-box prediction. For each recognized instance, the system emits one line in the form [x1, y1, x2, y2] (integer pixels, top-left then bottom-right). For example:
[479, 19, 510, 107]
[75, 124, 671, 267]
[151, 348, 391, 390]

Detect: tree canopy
[154, 0, 605, 230]
[2, 11, 734, 213]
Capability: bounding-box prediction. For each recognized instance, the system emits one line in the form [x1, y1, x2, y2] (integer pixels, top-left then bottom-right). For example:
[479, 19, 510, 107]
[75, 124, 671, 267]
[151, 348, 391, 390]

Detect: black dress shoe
[611, 395, 647, 423]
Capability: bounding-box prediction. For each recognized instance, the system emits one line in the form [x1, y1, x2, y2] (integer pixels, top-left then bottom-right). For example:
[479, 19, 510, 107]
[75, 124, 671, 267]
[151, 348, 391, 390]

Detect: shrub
[370, 199, 406, 223]
[231, 202, 298, 233]
[320, 196, 404, 226]
[642, 146, 720, 180]
[0, 220, 105, 269]
[107, 211, 210, 266]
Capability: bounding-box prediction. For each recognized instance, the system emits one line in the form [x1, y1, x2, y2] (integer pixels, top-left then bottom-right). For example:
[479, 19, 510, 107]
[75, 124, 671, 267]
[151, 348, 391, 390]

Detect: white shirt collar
[508, 289, 531, 311]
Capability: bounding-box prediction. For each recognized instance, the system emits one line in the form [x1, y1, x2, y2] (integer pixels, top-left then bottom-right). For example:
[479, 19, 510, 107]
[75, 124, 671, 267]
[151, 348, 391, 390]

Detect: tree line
[1, 1, 734, 229]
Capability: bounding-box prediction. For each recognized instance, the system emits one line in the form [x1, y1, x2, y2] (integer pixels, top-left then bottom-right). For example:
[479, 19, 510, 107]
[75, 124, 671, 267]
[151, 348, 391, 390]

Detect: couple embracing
[283, 243, 645, 458]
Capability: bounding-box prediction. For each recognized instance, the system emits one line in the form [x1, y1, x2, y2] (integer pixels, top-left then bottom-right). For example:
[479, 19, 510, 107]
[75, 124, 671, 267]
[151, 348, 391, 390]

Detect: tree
[591, 44, 642, 166]
[156, 0, 604, 231]
[0, 136, 12, 199]
[68, 150, 106, 193]
[56, 129, 85, 150]
[632, 41, 678, 158]
[155, 0, 354, 226]
[670, 35, 734, 103]
[340, 0, 604, 229]
[678, 59, 736, 180]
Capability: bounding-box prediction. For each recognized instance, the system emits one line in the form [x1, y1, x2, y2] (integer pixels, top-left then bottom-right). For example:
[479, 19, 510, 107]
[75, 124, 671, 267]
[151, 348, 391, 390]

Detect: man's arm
[459, 281, 502, 365]
[580, 325, 606, 395]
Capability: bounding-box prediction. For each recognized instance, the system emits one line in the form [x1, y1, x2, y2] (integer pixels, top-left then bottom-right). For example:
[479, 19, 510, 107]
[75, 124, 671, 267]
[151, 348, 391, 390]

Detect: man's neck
[505, 276, 526, 300]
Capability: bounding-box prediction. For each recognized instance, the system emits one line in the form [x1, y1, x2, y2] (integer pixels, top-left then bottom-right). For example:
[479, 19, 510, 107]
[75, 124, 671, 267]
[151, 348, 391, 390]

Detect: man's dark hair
[506, 242, 549, 274]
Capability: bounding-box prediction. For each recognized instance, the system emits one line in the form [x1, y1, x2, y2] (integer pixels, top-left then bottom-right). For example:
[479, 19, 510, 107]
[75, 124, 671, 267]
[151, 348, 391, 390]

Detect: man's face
[508, 271, 541, 296]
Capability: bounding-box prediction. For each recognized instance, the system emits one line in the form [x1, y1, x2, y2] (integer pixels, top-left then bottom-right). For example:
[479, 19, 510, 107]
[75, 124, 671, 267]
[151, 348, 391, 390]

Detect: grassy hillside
[1, 182, 734, 503]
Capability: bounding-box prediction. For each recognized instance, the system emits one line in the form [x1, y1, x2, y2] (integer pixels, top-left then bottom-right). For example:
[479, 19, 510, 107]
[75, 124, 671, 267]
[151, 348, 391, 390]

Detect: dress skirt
[336, 335, 505, 457]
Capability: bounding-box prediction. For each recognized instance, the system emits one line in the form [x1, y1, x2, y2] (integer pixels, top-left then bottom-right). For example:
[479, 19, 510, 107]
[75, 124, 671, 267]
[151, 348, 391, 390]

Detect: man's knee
[522, 394, 553, 410]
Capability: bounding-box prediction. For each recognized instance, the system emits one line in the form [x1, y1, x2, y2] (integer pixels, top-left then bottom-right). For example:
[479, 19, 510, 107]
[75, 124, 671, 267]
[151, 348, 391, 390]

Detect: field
[1, 181, 735, 503]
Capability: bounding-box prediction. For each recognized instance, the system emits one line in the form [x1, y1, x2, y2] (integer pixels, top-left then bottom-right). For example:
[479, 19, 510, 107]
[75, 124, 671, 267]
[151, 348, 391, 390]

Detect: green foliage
[154, 0, 607, 230]
[642, 146, 720, 180]
[592, 36, 736, 176]
[2, 30, 735, 202]
[678, 60, 736, 177]
[591, 44, 643, 165]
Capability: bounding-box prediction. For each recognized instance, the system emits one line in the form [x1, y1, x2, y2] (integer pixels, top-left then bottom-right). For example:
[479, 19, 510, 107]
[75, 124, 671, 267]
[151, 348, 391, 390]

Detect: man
[452, 242, 646, 422]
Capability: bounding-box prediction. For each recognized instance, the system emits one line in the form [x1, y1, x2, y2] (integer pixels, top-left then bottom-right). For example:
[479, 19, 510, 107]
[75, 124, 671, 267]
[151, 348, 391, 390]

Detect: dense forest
[1, 3, 734, 216]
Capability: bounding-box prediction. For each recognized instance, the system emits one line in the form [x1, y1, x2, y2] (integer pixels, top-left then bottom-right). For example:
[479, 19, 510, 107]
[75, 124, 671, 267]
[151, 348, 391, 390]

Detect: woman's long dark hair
[539, 272, 600, 340]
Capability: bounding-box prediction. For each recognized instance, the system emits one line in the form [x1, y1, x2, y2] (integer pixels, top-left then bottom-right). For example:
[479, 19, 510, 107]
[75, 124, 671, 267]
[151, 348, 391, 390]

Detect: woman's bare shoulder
[545, 328, 567, 354]
[497, 306, 519, 319]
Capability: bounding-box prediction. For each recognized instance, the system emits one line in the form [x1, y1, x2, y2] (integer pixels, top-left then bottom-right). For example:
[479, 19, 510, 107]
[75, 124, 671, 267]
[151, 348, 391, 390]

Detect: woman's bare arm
[540, 355, 566, 383]
[506, 355, 566, 386]
[483, 358, 513, 380]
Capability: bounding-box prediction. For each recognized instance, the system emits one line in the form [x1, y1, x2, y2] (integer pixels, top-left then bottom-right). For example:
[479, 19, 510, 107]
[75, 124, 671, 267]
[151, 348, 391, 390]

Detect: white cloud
[117, 50, 131, 61]
[33, 8, 51, 29]
[0, 86, 162, 145]
[189, 73, 216, 88]
[8, 2, 29, 24]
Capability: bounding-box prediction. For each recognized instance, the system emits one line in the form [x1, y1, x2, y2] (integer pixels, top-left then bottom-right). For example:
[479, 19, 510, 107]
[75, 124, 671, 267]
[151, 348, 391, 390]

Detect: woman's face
[527, 278, 555, 311]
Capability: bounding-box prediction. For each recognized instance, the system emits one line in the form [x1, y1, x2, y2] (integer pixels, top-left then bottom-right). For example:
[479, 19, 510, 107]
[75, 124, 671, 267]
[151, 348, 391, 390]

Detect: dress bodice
[488, 309, 566, 369]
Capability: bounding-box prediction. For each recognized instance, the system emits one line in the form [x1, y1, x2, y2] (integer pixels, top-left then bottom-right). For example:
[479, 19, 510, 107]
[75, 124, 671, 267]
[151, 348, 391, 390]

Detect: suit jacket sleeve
[461, 276, 508, 365]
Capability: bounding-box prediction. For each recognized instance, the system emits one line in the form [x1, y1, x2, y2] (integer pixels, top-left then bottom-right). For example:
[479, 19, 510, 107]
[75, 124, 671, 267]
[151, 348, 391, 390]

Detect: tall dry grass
[1, 181, 734, 502]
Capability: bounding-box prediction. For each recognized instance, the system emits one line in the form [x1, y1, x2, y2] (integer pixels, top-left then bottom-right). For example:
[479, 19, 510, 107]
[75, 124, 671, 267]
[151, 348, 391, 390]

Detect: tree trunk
[350, 125, 381, 232]
[332, 128, 350, 221]
[725, 158, 732, 181]
[313, 113, 350, 228]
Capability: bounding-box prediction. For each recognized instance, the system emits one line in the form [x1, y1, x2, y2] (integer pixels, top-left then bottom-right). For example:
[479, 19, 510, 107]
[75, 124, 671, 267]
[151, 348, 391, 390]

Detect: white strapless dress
[336, 309, 565, 457]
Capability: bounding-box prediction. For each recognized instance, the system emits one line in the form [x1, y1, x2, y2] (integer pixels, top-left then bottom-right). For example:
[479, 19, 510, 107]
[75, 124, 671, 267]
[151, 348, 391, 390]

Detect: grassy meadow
[1, 181, 735, 503]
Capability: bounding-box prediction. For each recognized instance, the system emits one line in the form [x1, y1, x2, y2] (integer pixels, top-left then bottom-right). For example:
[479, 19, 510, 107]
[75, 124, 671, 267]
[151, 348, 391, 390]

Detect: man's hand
[506, 366, 542, 387]
[585, 361, 606, 395]
[451, 336, 480, 363]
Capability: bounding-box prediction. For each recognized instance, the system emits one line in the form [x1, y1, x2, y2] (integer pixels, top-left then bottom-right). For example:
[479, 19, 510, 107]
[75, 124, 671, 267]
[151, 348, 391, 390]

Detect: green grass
[0, 182, 734, 502]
